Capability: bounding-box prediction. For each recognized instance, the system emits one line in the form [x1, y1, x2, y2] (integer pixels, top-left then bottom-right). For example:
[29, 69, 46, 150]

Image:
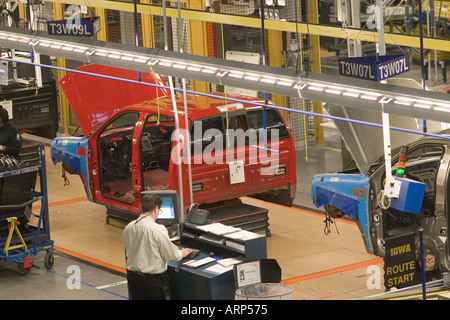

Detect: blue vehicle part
[311, 172, 372, 252]
[50, 136, 91, 201]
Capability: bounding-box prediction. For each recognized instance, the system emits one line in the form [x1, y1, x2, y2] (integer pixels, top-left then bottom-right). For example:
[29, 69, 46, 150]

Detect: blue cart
[0, 144, 54, 274]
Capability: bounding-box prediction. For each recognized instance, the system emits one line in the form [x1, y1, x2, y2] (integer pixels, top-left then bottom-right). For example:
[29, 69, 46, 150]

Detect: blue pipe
[2, 56, 450, 142]
[418, 0, 427, 133]
[260, 0, 268, 148]
[419, 229, 427, 300]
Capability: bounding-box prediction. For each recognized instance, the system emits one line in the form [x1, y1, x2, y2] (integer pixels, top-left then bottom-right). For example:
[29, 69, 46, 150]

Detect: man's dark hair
[0, 108, 9, 123]
[141, 193, 163, 213]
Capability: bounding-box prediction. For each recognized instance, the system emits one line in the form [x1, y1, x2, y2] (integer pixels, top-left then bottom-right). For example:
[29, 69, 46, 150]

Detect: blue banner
[338, 54, 410, 82]
[47, 17, 100, 37]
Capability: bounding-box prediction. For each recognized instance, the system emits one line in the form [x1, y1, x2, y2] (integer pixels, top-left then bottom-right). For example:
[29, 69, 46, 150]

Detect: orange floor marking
[281, 257, 384, 285]
[34, 196, 88, 210]
[54, 245, 127, 274]
[242, 196, 356, 225]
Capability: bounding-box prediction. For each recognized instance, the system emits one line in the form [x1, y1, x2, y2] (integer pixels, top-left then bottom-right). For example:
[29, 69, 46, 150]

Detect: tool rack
[0, 144, 54, 274]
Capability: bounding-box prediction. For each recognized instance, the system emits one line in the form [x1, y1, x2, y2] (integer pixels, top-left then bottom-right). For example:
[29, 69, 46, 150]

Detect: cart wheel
[17, 260, 32, 275]
[44, 250, 54, 270]
[18, 266, 31, 275]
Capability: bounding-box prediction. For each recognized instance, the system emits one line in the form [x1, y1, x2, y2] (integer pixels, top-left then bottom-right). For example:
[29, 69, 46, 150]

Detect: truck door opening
[99, 111, 139, 203]
[140, 114, 175, 191]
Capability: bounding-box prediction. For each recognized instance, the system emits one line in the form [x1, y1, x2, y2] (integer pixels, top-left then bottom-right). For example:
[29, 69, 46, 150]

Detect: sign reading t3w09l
[47, 17, 100, 37]
[338, 54, 410, 82]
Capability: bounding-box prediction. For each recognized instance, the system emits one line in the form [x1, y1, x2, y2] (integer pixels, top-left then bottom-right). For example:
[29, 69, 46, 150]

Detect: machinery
[0, 144, 54, 274]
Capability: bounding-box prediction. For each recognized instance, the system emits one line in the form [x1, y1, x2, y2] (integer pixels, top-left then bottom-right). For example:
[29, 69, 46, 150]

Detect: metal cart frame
[0, 144, 54, 274]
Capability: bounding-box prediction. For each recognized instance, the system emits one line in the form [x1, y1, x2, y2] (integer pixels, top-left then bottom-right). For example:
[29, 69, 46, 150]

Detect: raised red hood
[59, 64, 169, 136]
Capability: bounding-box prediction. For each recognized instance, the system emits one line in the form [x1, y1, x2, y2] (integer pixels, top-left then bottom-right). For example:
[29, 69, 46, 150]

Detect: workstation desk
[168, 222, 267, 300]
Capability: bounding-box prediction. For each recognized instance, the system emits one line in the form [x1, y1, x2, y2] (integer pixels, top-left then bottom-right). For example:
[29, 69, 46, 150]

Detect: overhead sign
[339, 54, 410, 82]
[47, 17, 100, 37]
[383, 232, 417, 290]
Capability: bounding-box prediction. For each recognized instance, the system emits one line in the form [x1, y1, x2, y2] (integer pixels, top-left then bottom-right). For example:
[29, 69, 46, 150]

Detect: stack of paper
[217, 256, 245, 268]
[182, 257, 216, 268]
[197, 223, 240, 236]
[224, 229, 260, 241]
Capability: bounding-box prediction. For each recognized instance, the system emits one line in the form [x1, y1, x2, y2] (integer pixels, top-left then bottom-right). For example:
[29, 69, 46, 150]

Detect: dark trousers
[127, 270, 172, 300]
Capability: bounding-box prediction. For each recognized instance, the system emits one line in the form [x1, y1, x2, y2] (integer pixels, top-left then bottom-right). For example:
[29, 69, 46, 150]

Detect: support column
[141, 0, 153, 48]
[54, 3, 70, 135]
[95, 7, 107, 41]
[267, 29, 286, 114]
[307, 0, 324, 146]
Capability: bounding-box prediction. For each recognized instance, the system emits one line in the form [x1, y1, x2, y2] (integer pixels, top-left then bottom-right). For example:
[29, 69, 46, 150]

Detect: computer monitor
[141, 189, 181, 227]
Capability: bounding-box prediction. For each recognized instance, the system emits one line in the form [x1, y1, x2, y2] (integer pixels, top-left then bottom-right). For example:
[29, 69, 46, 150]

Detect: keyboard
[186, 249, 200, 259]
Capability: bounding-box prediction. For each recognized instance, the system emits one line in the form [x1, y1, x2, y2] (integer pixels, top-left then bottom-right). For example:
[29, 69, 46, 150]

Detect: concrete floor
[0, 132, 386, 301]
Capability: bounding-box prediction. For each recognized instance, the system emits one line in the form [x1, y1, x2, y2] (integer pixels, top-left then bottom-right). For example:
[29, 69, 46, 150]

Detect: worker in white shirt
[122, 193, 192, 300]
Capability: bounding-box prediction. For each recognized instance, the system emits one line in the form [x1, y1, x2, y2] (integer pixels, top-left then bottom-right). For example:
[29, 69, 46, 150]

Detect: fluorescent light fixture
[159, 61, 172, 67]
[173, 63, 187, 69]
[343, 92, 359, 98]
[434, 107, 450, 113]
[229, 72, 244, 79]
[364, 91, 381, 97]
[74, 48, 88, 54]
[245, 75, 259, 81]
[309, 82, 327, 87]
[361, 94, 378, 101]
[277, 80, 292, 86]
[134, 58, 148, 63]
[344, 88, 364, 93]
[202, 67, 216, 74]
[435, 102, 450, 109]
[261, 77, 277, 84]
[325, 89, 341, 95]
[414, 103, 432, 109]
[309, 86, 324, 92]
[327, 85, 345, 90]
[95, 50, 108, 57]
[396, 97, 414, 102]
[187, 65, 201, 72]
[394, 100, 411, 106]
[120, 55, 134, 61]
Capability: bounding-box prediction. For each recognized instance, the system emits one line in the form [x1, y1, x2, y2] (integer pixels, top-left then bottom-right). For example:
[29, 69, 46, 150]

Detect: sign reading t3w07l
[338, 55, 410, 82]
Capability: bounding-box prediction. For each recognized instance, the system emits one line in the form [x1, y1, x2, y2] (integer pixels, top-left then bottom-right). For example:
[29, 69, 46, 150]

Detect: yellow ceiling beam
[43, 0, 450, 52]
